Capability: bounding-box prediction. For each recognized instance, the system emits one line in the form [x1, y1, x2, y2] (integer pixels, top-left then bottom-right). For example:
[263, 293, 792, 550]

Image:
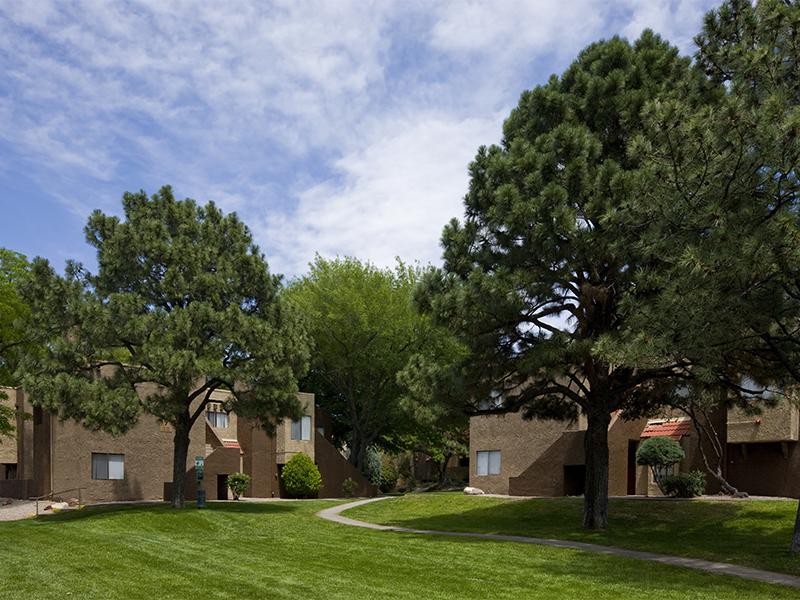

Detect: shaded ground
[346, 492, 800, 576]
[1, 500, 798, 598]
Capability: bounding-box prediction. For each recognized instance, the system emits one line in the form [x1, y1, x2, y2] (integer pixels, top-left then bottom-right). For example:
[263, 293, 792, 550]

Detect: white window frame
[91, 453, 125, 480]
[291, 415, 312, 441]
[207, 409, 229, 429]
[476, 450, 501, 476]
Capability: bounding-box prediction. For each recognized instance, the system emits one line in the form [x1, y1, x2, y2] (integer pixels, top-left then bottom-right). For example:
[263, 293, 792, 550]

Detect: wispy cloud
[0, 0, 718, 275]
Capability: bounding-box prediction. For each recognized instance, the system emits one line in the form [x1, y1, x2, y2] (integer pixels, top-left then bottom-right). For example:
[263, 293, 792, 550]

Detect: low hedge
[662, 471, 706, 498]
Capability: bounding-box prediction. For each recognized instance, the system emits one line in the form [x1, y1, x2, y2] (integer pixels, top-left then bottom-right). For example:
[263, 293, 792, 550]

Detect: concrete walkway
[317, 497, 800, 589]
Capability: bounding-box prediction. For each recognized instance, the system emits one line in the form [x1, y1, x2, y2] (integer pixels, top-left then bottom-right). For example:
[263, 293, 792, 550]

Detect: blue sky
[0, 0, 718, 279]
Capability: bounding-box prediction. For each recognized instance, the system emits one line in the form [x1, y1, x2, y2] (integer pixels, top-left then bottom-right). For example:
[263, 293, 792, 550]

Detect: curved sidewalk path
[318, 497, 800, 589]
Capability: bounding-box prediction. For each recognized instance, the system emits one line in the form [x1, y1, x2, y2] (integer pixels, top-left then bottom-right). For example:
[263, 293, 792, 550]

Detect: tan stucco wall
[469, 410, 649, 496]
[205, 389, 239, 442]
[0, 386, 18, 466]
[275, 392, 315, 464]
[728, 399, 799, 444]
[48, 410, 205, 504]
[470, 412, 579, 495]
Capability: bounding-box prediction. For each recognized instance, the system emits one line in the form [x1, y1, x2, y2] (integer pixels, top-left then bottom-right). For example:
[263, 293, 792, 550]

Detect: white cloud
[0, 0, 720, 276]
[262, 112, 504, 276]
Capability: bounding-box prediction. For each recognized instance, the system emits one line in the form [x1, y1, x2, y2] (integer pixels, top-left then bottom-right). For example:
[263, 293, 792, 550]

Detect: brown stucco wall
[315, 432, 377, 498]
[47, 410, 205, 504]
[238, 418, 277, 498]
[470, 410, 650, 496]
[727, 441, 800, 498]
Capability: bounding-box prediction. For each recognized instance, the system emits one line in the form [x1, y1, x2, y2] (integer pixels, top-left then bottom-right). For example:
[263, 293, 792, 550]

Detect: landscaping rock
[463, 486, 484, 496]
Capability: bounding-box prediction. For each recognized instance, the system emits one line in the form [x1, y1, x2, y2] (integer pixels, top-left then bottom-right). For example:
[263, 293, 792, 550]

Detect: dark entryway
[217, 474, 229, 500]
[563, 464, 585, 496]
[627, 440, 638, 495]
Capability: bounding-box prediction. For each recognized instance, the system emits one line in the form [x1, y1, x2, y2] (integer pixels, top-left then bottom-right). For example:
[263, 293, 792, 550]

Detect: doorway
[563, 465, 585, 496]
[217, 474, 229, 500]
[627, 440, 638, 495]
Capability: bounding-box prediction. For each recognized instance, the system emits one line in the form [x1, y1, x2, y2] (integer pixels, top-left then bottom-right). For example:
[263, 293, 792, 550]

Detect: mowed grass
[347, 493, 800, 576]
[0, 500, 797, 599]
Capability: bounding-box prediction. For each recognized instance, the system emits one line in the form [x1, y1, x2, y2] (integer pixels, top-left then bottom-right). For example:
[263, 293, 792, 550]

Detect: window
[91, 453, 124, 480]
[207, 410, 229, 428]
[476, 451, 501, 476]
[291, 415, 312, 441]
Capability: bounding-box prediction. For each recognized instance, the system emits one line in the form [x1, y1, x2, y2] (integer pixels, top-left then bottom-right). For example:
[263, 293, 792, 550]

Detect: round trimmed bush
[635, 436, 685, 468]
[281, 453, 322, 498]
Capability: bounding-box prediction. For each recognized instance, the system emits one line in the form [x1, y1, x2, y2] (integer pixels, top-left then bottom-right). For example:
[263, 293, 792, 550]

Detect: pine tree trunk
[437, 454, 452, 486]
[171, 418, 191, 509]
[791, 500, 800, 555]
[583, 410, 611, 530]
[349, 430, 366, 474]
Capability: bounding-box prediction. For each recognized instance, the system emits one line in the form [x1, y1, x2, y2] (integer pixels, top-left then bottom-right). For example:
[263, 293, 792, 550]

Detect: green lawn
[0, 500, 797, 599]
[347, 493, 800, 576]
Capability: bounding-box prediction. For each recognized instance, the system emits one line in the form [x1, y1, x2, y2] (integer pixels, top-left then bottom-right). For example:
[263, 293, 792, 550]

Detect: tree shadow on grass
[397, 532, 796, 598]
[30, 499, 299, 524]
[354, 496, 800, 575]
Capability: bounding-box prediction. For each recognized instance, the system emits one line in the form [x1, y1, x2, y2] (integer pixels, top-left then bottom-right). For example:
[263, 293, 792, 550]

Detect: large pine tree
[419, 32, 706, 529]
[19, 187, 310, 507]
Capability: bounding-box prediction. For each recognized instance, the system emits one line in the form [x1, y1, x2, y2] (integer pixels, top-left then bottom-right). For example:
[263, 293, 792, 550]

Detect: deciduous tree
[286, 256, 436, 473]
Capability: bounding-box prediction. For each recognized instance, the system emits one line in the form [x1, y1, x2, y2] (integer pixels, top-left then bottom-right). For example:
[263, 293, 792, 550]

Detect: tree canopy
[613, 0, 800, 552]
[418, 32, 707, 529]
[286, 256, 459, 473]
[0, 248, 34, 438]
[19, 186, 310, 507]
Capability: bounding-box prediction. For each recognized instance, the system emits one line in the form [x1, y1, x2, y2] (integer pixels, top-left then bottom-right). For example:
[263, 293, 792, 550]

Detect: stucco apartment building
[0, 385, 374, 503]
[470, 398, 800, 498]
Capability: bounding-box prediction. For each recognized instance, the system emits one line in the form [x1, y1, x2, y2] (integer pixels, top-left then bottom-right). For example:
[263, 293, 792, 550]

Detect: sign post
[195, 455, 206, 509]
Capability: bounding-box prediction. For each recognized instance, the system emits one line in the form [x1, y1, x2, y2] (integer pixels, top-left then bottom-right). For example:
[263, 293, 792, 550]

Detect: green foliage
[364, 446, 382, 486]
[662, 471, 706, 498]
[281, 452, 322, 498]
[227, 472, 251, 499]
[18, 186, 310, 505]
[341, 477, 357, 498]
[378, 461, 399, 493]
[348, 494, 800, 578]
[417, 32, 699, 528]
[636, 436, 685, 468]
[286, 256, 440, 473]
[0, 248, 35, 438]
[637, 436, 686, 495]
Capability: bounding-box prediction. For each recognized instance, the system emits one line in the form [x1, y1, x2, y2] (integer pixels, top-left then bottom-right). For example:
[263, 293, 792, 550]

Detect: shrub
[281, 453, 322, 498]
[342, 477, 358, 497]
[635, 435, 686, 467]
[365, 446, 382, 486]
[636, 435, 685, 493]
[227, 472, 251, 500]
[662, 471, 706, 498]
[379, 462, 399, 493]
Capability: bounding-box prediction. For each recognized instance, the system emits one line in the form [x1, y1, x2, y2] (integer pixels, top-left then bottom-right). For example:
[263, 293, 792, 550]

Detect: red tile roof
[222, 440, 241, 449]
[641, 420, 693, 440]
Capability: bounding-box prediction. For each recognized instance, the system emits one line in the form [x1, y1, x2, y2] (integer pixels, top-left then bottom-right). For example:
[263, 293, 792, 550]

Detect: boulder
[463, 486, 485, 496]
